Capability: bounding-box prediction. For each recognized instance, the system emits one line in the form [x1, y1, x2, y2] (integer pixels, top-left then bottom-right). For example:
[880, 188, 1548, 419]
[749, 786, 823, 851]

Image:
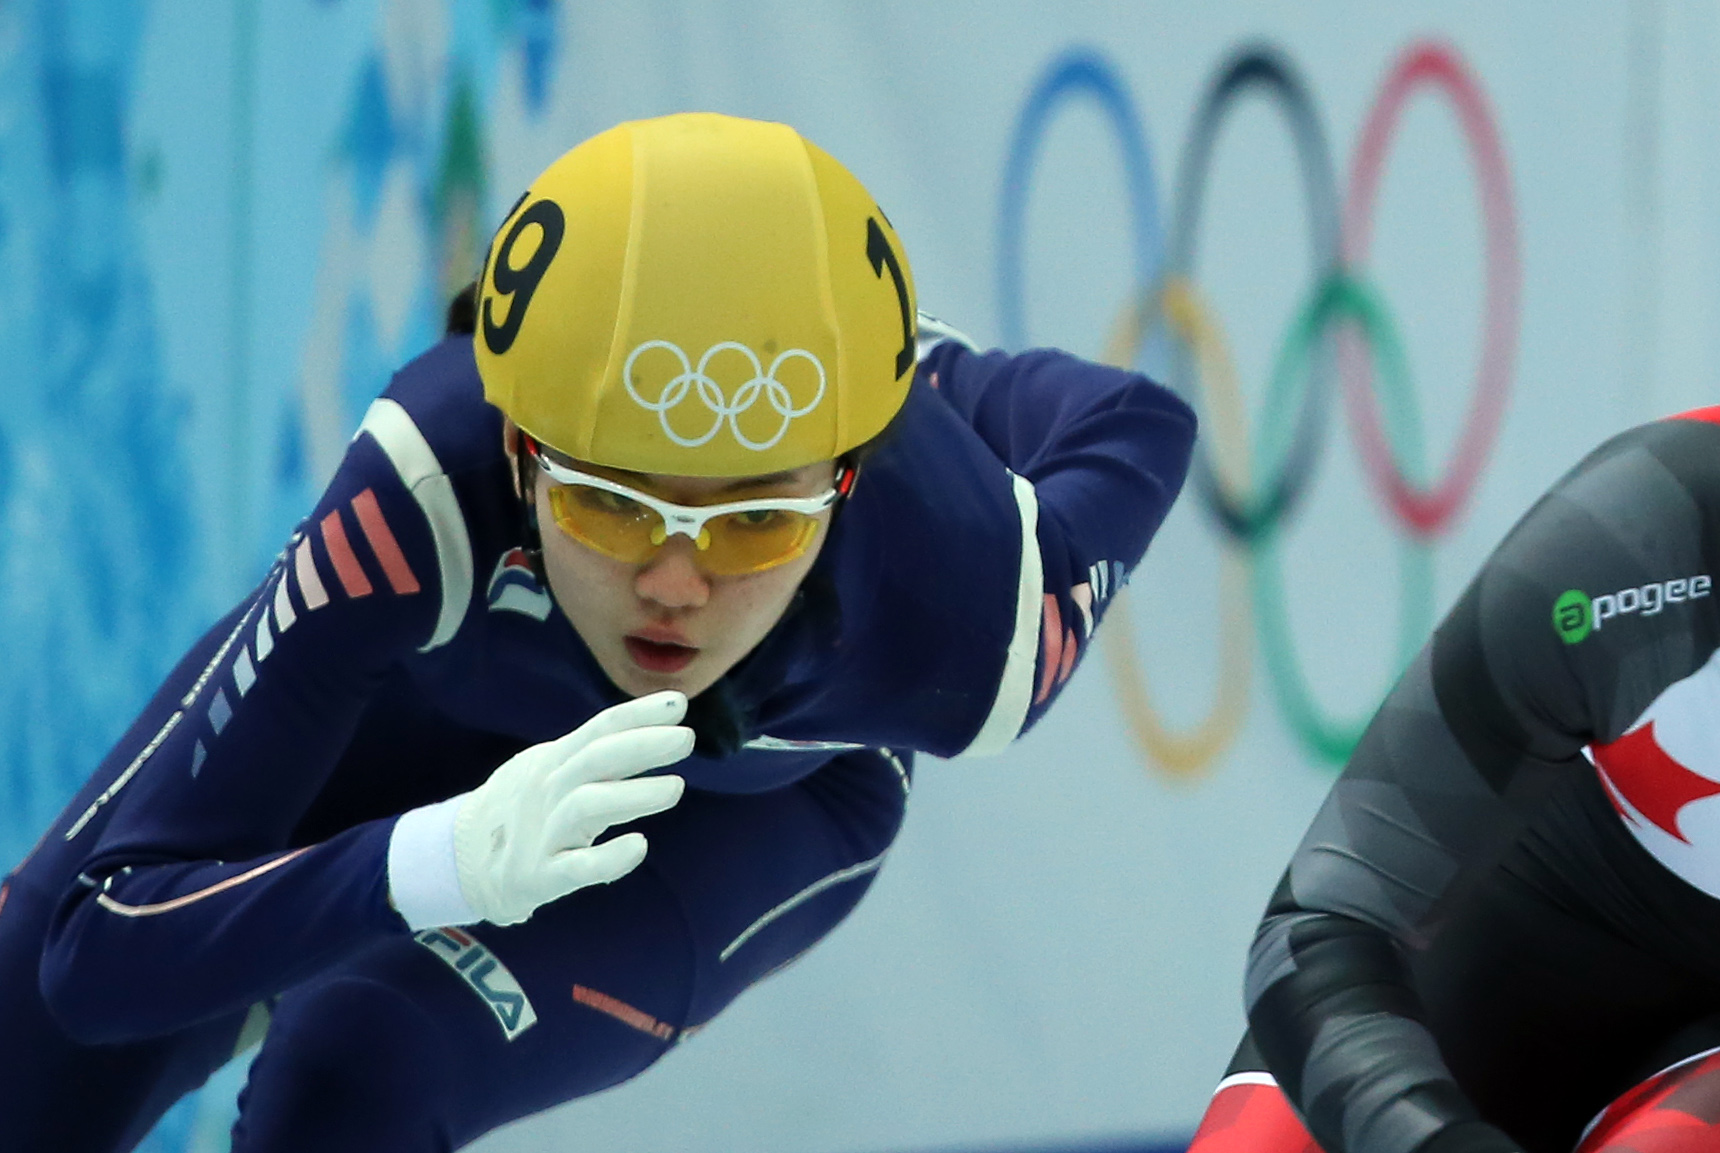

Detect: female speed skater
[1190, 404, 1720, 1153]
[0, 111, 1196, 1150]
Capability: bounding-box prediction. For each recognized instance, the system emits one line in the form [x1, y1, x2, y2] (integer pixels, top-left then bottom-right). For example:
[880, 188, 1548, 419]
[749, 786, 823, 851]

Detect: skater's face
[517, 431, 838, 699]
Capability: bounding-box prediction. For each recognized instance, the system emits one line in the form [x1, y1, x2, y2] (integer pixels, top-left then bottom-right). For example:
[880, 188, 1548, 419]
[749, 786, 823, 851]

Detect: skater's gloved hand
[388, 691, 692, 929]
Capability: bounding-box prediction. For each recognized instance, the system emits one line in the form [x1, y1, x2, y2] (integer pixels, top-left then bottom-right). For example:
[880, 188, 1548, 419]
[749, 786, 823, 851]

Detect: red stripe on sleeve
[351, 488, 422, 595]
[1037, 593, 1064, 705]
[320, 510, 373, 599]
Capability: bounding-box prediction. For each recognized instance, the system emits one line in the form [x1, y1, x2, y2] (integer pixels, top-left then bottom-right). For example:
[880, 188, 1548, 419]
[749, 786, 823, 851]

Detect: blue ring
[996, 48, 1164, 351]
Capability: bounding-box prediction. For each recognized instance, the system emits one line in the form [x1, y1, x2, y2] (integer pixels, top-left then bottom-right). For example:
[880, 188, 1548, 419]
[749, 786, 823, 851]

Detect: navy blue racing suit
[0, 329, 1194, 1151]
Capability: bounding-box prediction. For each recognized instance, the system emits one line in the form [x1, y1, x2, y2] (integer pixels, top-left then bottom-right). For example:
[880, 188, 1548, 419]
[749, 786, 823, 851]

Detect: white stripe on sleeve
[959, 470, 1043, 757]
[356, 398, 475, 652]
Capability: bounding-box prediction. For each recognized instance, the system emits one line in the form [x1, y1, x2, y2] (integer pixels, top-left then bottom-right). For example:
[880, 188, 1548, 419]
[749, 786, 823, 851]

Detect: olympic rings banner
[998, 40, 1521, 774]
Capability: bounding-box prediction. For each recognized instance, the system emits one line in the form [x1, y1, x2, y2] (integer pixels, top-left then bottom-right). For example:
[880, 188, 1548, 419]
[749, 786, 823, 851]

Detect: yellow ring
[1099, 276, 1254, 778]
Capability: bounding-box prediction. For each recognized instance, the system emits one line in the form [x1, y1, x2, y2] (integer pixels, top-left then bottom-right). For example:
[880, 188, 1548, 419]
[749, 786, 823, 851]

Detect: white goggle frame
[530, 452, 841, 545]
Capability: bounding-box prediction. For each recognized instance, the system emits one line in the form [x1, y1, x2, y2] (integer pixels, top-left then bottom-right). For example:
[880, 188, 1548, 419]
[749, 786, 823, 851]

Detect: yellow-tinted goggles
[528, 443, 850, 576]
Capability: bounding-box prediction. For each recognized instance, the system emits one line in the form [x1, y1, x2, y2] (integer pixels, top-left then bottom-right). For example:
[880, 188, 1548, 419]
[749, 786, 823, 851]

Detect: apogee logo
[1554, 575, 1711, 644]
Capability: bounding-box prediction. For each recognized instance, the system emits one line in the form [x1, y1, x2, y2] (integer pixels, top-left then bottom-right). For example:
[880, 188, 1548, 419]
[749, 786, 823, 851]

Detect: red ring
[1339, 41, 1521, 537]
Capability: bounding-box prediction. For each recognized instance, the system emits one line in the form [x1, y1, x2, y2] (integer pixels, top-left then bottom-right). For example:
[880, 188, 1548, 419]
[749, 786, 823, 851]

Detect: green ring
[1251, 272, 1434, 764]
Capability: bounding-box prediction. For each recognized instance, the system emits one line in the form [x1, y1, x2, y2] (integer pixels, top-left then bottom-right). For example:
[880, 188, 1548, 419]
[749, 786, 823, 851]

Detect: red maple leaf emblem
[1592, 721, 1720, 843]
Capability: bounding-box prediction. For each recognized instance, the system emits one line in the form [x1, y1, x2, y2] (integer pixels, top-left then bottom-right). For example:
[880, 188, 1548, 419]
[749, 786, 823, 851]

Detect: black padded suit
[1225, 407, 1720, 1153]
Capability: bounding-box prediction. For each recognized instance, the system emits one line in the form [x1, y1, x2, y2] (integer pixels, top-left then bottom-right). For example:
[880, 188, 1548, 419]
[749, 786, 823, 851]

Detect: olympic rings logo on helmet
[998, 39, 1520, 779]
[622, 340, 829, 452]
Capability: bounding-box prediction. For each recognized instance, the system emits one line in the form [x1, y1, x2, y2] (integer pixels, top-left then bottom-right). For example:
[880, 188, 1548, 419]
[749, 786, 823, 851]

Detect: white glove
[388, 691, 692, 929]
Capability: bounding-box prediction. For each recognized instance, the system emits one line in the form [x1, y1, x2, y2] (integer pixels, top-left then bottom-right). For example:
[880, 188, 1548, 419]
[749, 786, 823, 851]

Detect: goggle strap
[514, 431, 549, 585]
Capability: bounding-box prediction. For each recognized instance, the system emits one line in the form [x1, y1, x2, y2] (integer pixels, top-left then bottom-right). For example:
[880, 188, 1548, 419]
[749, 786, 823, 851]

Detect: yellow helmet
[475, 113, 917, 477]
